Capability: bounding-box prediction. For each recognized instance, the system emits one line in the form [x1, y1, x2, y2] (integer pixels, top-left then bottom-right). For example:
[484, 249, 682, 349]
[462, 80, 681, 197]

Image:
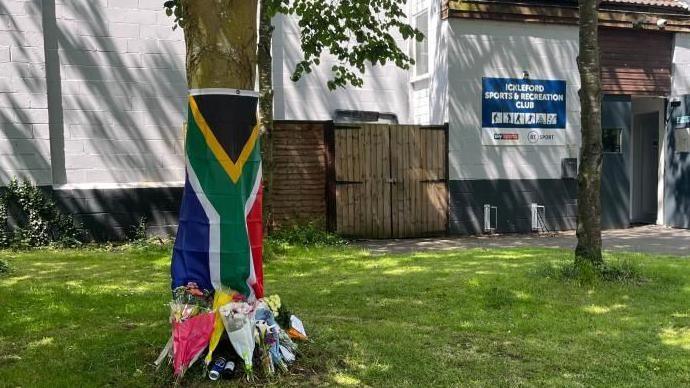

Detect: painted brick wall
[1, 0, 188, 188]
[3, 1, 422, 188]
[0, 0, 52, 186]
[0, 0, 427, 239]
[54, 0, 187, 186]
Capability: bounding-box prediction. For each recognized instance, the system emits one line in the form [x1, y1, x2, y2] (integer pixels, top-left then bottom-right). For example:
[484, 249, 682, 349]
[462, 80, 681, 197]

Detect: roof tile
[603, 0, 689, 10]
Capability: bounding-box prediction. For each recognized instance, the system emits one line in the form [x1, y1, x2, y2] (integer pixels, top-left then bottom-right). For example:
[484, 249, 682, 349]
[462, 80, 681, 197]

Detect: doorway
[631, 98, 663, 224]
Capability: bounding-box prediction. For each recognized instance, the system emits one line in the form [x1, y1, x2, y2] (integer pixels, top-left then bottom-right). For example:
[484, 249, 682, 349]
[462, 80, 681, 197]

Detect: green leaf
[276, 0, 419, 90]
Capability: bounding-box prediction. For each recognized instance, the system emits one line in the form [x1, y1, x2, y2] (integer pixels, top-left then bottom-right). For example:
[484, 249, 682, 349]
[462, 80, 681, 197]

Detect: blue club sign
[481, 77, 567, 145]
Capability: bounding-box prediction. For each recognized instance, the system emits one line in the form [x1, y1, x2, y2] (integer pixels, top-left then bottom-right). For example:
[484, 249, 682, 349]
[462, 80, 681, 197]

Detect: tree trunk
[258, 0, 275, 233]
[182, 0, 257, 89]
[173, 0, 265, 299]
[575, 0, 604, 266]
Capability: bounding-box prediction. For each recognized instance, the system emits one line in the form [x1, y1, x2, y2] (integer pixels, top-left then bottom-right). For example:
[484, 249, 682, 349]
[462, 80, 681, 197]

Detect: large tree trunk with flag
[171, 0, 264, 299]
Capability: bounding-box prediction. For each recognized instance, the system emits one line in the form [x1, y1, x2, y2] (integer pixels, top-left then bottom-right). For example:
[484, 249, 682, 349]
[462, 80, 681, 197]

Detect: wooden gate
[331, 123, 447, 238]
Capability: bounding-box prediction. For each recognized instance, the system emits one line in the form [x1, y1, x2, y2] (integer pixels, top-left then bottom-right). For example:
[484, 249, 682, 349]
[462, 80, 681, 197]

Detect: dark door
[632, 112, 659, 223]
[601, 95, 631, 229]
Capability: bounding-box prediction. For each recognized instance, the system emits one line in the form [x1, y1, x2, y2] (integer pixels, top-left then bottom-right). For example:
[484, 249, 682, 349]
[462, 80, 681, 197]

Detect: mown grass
[1, 244, 689, 387]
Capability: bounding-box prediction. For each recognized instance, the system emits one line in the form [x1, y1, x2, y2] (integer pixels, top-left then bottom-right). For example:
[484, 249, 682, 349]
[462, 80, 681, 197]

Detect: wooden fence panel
[334, 123, 447, 238]
[334, 124, 391, 237]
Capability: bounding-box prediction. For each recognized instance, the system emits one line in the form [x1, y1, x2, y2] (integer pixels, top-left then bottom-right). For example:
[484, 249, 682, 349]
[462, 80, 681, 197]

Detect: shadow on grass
[265, 247, 690, 386]
[1, 246, 689, 386]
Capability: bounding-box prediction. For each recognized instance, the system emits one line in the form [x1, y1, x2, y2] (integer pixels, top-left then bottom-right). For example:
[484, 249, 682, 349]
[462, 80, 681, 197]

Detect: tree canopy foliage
[164, 0, 424, 90]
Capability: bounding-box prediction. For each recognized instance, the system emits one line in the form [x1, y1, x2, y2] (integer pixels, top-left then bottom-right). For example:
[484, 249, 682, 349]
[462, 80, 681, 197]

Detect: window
[414, 11, 428, 76]
[603, 128, 623, 153]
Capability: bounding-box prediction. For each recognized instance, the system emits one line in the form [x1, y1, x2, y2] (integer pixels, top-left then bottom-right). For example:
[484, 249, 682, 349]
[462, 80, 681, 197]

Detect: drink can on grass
[223, 361, 235, 376]
[208, 357, 226, 381]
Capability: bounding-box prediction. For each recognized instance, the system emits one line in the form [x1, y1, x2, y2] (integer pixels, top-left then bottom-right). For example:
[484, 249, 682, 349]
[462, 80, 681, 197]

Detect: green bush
[0, 179, 80, 249]
[0, 259, 9, 275]
[268, 223, 346, 247]
[264, 223, 346, 261]
[117, 217, 173, 252]
[126, 217, 148, 243]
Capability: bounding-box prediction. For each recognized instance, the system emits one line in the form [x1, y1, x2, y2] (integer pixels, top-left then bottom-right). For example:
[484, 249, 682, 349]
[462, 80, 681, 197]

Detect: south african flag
[171, 88, 263, 299]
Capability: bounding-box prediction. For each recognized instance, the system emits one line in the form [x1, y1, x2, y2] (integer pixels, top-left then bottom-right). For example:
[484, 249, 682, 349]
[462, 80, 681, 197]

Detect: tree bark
[575, 0, 604, 266]
[181, 0, 258, 89]
[258, 0, 275, 233]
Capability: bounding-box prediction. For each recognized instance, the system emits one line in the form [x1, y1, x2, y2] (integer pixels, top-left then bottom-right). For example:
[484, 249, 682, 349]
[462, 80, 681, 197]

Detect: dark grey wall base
[51, 186, 183, 241]
[449, 179, 578, 235]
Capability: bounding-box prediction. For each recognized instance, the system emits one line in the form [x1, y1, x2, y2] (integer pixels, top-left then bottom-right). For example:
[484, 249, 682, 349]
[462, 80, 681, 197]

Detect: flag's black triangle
[194, 94, 258, 163]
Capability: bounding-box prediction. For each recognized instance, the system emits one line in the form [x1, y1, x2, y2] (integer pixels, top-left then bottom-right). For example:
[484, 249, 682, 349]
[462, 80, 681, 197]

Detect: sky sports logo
[494, 133, 519, 140]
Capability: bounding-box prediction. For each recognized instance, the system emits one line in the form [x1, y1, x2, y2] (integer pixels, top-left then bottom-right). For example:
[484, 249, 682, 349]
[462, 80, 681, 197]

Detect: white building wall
[271, 14, 412, 123]
[2, 1, 430, 188]
[428, 0, 449, 125]
[672, 33, 690, 95]
[409, 0, 431, 125]
[54, 0, 187, 186]
[412, 82, 430, 124]
[0, 0, 52, 185]
[447, 20, 581, 181]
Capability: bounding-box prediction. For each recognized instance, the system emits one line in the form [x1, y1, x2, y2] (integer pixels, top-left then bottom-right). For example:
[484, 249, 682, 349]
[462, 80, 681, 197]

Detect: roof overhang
[445, 0, 690, 32]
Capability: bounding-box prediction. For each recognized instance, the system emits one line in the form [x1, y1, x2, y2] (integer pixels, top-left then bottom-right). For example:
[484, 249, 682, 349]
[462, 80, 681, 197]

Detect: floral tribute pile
[155, 282, 307, 382]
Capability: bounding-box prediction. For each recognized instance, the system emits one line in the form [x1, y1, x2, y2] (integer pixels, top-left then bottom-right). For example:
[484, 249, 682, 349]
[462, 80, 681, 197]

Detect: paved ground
[357, 225, 690, 256]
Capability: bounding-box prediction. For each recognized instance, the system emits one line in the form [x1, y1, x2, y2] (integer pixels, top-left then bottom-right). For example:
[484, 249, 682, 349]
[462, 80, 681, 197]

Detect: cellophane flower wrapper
[279, 344, 296, 363]
[256, 304, 289, 373]
[168, 285, 214, 376]
[256, 320, 279, 375]
[219, 302, 256, 374]
[172, 311, 215, 376]
[278, 329, 297, 354]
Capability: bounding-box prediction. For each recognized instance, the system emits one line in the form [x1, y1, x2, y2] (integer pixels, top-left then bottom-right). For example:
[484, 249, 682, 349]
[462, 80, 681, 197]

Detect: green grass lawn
[1, 244, 689, 387]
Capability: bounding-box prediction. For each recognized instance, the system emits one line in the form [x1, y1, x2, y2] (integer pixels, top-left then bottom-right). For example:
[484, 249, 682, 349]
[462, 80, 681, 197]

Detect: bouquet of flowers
[169, 283, 215, 378]
[170, 283, 212, 322]
[157, 290, 307, 382]
[219, 301, 256, 376]
[255, 301, 284, 374]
